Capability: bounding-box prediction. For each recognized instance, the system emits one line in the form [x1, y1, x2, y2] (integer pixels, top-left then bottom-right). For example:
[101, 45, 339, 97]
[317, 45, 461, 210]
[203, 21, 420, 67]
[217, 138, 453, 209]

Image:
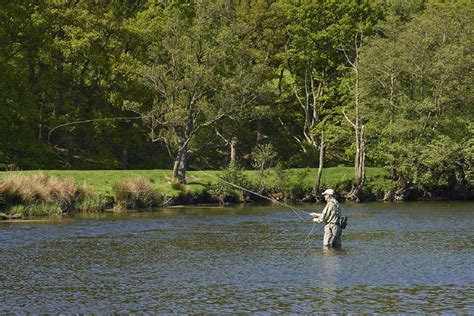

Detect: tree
[0, 0, 152, 169]
[361, 2, 473, 199]
[126, 1, 269, 183]
[276, 1, 382, 196]
[0, 0, 57, 168]
[341, 31, 366, 201]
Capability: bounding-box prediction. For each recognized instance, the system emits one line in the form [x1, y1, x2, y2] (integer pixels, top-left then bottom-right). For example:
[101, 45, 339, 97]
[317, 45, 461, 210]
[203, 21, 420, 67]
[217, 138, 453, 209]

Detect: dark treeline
[0, 0, 472, 200]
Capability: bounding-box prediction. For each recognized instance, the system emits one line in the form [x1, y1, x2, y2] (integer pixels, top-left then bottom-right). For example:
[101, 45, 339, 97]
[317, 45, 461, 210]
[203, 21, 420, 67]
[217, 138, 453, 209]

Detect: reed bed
[0, 173, 107, 216]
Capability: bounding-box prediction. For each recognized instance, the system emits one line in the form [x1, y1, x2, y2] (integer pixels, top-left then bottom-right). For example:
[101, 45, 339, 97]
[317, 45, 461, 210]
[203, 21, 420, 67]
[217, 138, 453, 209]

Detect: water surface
[1, 202, 473, 313]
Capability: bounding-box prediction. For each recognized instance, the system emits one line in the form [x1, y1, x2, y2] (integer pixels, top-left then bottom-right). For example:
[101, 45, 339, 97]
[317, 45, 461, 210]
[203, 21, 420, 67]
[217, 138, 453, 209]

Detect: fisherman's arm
[309, 212, 323, 223]
[310, 203, 330, 223]
[317, 202, 335, 223]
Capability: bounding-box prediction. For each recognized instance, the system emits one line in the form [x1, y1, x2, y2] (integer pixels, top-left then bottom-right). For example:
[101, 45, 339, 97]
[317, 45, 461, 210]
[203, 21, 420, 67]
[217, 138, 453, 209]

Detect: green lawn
[0, 167, 389, 197]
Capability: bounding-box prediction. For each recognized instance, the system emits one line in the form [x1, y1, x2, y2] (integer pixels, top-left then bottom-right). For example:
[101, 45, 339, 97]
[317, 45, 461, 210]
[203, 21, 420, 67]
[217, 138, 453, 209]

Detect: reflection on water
[0, 202, 473, 313]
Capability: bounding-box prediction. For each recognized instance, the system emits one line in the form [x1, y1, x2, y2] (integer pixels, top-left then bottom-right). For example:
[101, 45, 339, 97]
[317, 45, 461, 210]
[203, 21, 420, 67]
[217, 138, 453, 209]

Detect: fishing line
[219, 178, 322, 244]
[219, 178, 311, 221]
[47, 116, 141, 146]
[304, 222, 318, 243]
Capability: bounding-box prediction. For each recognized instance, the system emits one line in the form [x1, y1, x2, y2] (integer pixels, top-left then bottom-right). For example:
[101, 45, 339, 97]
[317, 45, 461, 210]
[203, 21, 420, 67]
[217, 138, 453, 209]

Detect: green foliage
[251, 143, 278, 191]
[360, 2, 473, 196]
[265, 164, 307, 199]
[208, 162, 249, 204]
[414, 136, 471, 195]
[12, 202, 62, 217]
[125, 0, 274, 182]
[251, 144, 277, 171]
[0, 1, 471, 199]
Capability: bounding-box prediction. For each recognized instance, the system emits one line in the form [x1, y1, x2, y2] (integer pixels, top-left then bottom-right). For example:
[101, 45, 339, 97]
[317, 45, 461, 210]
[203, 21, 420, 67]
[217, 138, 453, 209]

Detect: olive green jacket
[312, 198, 341, 225]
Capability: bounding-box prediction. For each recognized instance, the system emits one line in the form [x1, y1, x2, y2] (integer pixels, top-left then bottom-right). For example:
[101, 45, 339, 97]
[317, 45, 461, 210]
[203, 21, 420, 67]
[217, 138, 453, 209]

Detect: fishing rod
[219, 178, 311, 221]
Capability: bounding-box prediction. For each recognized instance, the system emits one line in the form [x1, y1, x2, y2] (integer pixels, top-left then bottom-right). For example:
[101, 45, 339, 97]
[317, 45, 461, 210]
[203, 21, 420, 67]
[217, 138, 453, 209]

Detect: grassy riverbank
[0, 167, 391, 217]
[0, 167, 389, 195]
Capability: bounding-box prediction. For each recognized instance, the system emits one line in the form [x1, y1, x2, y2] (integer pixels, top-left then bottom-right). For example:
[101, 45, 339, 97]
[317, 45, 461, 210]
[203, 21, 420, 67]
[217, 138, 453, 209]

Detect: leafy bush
[251, 144, 277, 191]
[364, 177, 398, 200]
[209, 162, 249, 204]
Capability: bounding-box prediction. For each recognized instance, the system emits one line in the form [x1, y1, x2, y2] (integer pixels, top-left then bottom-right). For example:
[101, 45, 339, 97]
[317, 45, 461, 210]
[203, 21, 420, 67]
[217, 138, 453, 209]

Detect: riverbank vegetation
[0, 165, 467, 218]
[0, 173, 109, 217]
[0, 0, 472, 207]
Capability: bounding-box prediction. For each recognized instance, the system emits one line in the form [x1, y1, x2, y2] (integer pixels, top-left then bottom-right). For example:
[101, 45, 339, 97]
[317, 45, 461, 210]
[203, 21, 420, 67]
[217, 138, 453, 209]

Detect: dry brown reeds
[113, 176, 158, 211]
[0, 173, 78, 213]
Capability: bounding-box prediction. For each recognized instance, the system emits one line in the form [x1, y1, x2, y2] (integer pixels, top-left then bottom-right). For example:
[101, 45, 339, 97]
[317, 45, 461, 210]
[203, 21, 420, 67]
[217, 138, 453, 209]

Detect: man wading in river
[310, 189, 342, 248]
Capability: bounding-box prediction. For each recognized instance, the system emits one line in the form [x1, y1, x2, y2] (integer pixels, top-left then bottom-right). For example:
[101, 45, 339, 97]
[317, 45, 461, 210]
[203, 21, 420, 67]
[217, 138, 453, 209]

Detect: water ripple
[0, 202, 473, 313]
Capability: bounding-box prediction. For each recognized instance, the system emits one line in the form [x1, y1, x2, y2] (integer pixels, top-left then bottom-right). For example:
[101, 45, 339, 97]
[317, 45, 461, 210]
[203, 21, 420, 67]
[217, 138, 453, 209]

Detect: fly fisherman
[309, 189, 342, 248]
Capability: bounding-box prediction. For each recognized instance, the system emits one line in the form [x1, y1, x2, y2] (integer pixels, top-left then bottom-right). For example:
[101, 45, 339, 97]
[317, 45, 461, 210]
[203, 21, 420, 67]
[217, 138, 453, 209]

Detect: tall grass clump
[113, 176, 159, 210]
[0, 173, 78, 216]
[75, 186, 109, 212]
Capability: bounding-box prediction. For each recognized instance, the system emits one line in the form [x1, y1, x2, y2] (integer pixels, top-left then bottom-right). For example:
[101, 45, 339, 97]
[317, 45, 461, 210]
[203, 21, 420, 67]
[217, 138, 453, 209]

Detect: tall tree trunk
[229, 137, 237, 165]
[349, 126, 365, 199]
[314, 131, 324, 197]
[38, 102, 43, 142]
[121, 147, 128, 170]
[343, 32, 366, 201]
[173, 105, 195, 184]
[290, 67, 326, 201]
[350, 63, 366, 199]
[55, 61, 64, 118]
[172, 145, 188, 184]
[347, 107, 365, 200]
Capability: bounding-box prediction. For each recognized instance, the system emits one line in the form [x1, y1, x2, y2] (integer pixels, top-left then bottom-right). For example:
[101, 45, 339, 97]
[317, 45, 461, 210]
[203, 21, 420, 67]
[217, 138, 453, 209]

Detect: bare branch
[278, 117, 307, 153]
[292, 82, 306, 110]
[342, 108, 356, 129]
[215, 128, 231, 145]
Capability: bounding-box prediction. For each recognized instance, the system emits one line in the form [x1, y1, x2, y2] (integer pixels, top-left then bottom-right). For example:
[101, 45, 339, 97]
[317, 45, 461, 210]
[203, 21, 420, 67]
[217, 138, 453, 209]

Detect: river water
[0, 202, 473, 313]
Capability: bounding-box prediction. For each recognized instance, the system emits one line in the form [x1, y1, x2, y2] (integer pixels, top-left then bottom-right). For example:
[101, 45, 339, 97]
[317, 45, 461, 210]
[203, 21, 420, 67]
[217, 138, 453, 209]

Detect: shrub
[364, 177, 398, 200]
[283, 182, 307, 200]
[8, 204, 27, 216]
[251, 144, 277, 191]
[113, 176, 158, 210]
[207, 183, 240, 205]
[209, 162, 249, 204]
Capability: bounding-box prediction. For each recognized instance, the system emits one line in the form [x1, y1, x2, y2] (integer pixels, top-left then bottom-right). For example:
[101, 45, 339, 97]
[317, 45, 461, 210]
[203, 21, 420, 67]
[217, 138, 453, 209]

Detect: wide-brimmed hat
[322, 188, 335, 196]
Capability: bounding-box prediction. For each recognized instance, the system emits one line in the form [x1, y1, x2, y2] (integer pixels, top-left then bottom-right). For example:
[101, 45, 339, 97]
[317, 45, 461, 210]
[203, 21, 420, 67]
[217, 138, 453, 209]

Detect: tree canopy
[0, 0, 472, 198]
